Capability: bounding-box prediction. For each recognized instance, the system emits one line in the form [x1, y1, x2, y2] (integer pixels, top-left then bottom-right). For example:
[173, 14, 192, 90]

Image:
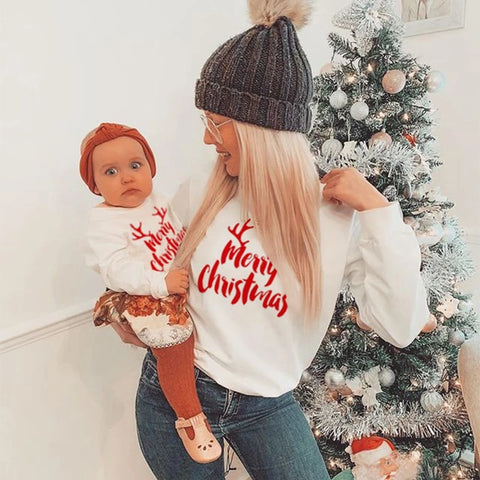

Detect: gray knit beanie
[195, 0, 314, 134]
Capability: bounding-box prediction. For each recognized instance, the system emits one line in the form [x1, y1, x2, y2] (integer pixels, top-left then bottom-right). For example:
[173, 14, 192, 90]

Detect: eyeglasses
[200, 113, 232, 144]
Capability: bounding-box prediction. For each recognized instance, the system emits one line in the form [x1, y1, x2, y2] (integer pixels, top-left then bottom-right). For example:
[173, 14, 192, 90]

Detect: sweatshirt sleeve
[343, 202, 429, 348]
[85, 216, 169, 298]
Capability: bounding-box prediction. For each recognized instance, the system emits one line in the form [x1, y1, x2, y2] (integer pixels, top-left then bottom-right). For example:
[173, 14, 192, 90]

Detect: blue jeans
[135, 350, 330, 480]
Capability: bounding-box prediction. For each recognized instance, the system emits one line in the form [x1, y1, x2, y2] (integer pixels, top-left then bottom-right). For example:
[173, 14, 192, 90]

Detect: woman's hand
[111, 322, 147, 348]
[321, 167, 389, 211]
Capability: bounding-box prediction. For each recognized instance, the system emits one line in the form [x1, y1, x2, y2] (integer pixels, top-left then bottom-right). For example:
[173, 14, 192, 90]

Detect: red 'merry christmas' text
[130, 206, 186, 272]
[198, 219, 288, 317]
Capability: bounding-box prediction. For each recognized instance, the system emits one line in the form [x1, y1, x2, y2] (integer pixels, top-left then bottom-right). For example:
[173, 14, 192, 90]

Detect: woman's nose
[203, 128, 215, 146]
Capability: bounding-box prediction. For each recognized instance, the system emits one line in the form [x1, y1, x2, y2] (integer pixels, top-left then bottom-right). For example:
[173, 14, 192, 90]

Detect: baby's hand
[165, 269, 189, 295]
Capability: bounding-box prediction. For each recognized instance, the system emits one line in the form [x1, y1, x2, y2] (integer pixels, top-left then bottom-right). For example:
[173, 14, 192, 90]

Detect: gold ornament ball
[382, 69, 407, 94]
[382, 70, 407, 94]
[421, 314, 438, 333]
[320, 62, 337, 75]
[369, 131, 392, 147]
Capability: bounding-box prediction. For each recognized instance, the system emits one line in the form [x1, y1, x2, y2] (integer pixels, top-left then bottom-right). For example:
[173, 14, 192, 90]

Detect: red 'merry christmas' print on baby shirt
[129, 205, 186, 272]
[197, 219, 288, 317]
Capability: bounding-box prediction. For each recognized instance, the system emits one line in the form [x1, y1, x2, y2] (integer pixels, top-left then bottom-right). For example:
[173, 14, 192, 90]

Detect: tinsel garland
[421, 237, 476, 303]
[304, 385, 470, 443]
[314, 142, 417, 184]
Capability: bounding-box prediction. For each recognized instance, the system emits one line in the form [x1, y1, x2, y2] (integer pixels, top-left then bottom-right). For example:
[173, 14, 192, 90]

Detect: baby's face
[92, 136, 153, 208]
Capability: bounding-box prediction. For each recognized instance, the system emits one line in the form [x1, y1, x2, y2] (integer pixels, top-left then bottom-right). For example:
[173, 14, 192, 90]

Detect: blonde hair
[175, 121, 322, 320]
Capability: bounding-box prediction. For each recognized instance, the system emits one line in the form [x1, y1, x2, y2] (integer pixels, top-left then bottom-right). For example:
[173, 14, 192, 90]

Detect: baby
[79, 122, 221, 463]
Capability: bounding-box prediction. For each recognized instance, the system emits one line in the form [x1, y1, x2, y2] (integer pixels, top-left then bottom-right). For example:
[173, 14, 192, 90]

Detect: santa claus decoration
[332, 435, 419, 480]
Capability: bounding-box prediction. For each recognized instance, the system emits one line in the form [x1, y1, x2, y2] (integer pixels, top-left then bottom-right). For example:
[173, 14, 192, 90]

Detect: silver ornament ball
[449, 329, 466, 347]
[329, 89, 348, 109]
[416, 217, 444, 246]
[324, 368, 346, 388]
[420, 390, 444, 412]
[321, 138, 343, 157]
[378, 367, 396, 387]
[426, 70, 446, 93]
[350, 101, 369, 121]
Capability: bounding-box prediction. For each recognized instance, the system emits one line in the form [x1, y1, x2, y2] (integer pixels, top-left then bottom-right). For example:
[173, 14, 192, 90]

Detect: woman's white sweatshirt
[171, 178, 429, 397]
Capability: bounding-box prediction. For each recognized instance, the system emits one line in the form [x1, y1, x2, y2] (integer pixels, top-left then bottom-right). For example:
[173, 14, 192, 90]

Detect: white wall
[400, 1, 480, 308]
[0, 0, 478, 479]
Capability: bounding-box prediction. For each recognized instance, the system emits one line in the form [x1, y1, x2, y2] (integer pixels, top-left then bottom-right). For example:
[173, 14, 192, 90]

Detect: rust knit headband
[79, 122, 157, 195]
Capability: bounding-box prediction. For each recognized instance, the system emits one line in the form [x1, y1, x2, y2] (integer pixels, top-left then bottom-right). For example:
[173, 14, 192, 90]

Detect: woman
[115, 1, 429, 478]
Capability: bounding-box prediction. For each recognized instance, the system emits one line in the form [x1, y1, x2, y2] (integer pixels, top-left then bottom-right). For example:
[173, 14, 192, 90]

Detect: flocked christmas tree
[295, 1, 479, 479]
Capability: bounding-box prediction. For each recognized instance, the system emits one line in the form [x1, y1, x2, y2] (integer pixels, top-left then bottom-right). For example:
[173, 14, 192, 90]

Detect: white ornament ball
[320, 62, 337, 75]
[382, 69, 407, 94]
[369, 131, 393, 147]
[449, 329, 466, 347]
[300, 370, 314, 384]
[350, 101, 369, 121]
[321, 138, 343, 157]
[416, 217, 444, 246]
[420, 391, 444, 412]
[440, 224, 456, 243]
[324, 368, 346, 388]
[426, 70, 446, 93]
[329, 88, 348, 109]
[379, 367, 396, 387]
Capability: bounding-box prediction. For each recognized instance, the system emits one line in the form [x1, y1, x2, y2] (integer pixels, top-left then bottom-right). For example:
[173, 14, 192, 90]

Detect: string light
[366, 60, 377, 73]
[345, 73, 357, 84]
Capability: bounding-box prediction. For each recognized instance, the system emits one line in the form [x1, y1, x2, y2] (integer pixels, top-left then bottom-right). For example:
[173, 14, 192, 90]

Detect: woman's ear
[93, 185, 100, 195]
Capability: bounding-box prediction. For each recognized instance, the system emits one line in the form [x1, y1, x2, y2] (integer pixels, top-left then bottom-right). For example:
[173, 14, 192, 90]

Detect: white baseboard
[0, 304, 93, 355]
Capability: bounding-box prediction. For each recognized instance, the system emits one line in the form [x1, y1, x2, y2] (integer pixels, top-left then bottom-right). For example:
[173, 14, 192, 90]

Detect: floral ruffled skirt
[93, 291, 193, 348]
